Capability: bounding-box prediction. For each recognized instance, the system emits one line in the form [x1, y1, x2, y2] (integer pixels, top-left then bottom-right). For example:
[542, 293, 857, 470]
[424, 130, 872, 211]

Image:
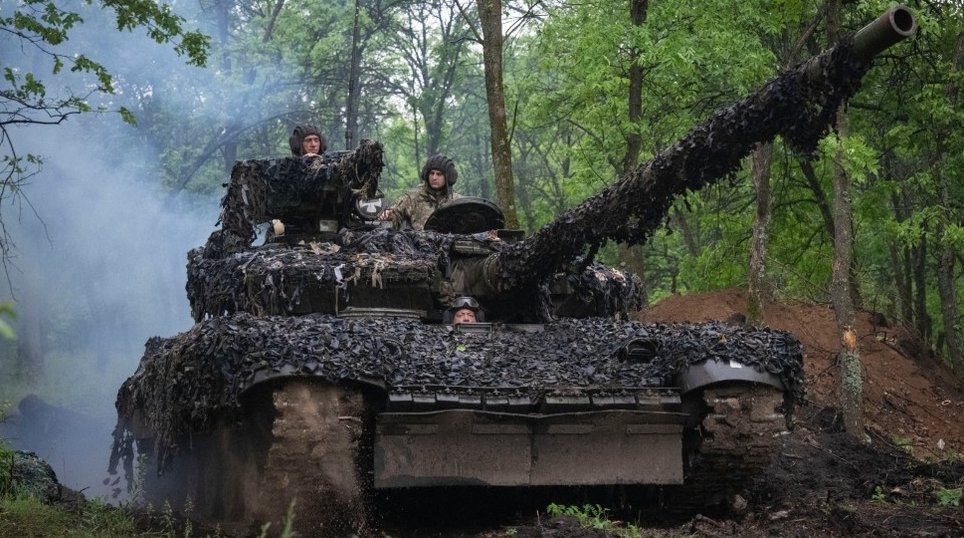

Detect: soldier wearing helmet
[379, 154, 463, 230]
[289, 124, 328, 157]
[446, 296, 484, 325]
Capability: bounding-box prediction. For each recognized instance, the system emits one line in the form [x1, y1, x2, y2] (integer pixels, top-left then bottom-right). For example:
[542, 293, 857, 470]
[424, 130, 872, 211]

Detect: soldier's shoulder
[394, 188, 422, 204]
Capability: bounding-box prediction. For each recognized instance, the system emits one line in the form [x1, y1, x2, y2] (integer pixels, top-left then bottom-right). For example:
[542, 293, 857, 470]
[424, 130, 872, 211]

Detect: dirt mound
[616, 289, 964, 538]
[639, 288, 964, 460]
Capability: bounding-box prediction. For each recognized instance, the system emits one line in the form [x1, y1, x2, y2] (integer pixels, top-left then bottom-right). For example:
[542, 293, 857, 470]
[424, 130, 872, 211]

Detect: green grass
[0, 495, 137, 538]
[545, 503, 648, 537]
[0, 493, 305, 538]
[934, 488, 962, 507]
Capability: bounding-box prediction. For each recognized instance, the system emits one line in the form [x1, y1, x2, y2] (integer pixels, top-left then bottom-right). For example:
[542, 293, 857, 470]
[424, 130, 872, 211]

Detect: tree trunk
[618, 244, 648, 306]
[670, 206, 700, 258]
[345, 0, 364, 150]
[913, 235, 931, 343]
[262, 0, 287, 42]
[15, 273, 45, 377]
[935, 31, 964, 378]
[887, 186, 914, 325]
[828, 0, 863, 438]
[620, 0, 648, 177]
[797, 159, 836, 240]
[937, 227, 963, 377]
[747, 142, 773, 325]
[477, 0, 519, 228]
[747, 14, 819, 325]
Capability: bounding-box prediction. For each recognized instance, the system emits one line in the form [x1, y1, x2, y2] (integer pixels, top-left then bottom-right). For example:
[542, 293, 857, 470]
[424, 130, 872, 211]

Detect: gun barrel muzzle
[852, 5, 917, 62]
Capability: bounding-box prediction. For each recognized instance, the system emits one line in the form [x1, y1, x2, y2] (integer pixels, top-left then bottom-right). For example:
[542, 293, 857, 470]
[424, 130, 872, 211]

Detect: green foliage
[0, 495, 140, 538]
[0, 303, 14, 341]
[0, 0, 211, 257]
[545, 503, 643, 537]
[1, 0, 208, 121]
[546, 503, 616, 530]
[934, 488, 962, 507]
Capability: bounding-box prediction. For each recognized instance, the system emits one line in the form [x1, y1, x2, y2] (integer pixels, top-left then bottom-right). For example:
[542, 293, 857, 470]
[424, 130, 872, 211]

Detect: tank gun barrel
[852, 6, 917, 62]
[492, 6, 916, 290]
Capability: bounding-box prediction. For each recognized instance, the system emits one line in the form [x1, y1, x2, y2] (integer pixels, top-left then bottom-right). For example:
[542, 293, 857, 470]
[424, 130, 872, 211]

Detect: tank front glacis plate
[111, 315, 804, 475]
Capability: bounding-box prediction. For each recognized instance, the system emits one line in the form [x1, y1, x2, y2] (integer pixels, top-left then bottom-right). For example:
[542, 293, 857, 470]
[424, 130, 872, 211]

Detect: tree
[377, 0, 470, 160]
[474, 0, 519, 227]
[827, 0, 862, 437]
[934, 31, 964, 376]
[747, 8, 822, 325]
[0, 0, 208, 257]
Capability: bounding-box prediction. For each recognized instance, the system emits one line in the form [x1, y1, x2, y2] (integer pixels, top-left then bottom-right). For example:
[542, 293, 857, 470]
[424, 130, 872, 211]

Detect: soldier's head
[289, 124, 327, 157]
[448, 296, 483, 325]
[421, 154, 458, 192]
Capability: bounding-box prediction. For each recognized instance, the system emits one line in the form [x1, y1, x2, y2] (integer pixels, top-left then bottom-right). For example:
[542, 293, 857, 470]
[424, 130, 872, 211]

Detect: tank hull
[115, 315, 801, 535]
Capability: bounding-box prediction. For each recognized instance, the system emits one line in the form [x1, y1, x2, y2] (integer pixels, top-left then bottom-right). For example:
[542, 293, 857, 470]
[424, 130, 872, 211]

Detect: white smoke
[0, 1, 222, 501]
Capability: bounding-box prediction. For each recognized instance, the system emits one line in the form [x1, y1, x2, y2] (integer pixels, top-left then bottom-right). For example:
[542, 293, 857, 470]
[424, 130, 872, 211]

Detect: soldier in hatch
[289, 124, 327, 157]
[447, 296, 483, 325]
[270, 124, 330, 238]
[379, 154, 462, 230]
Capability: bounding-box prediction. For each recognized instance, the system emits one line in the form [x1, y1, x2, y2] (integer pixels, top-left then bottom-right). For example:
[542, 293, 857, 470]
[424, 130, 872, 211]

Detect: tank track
[673, 383, 788, 513]
[254, 380, 371, 536]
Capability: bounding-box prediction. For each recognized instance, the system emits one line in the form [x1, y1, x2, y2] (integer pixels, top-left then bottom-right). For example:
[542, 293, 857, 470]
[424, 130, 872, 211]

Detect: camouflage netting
[110, 314, 803, 477]
[187, 228, 456, 320]
[187, 228, 643, 322]
[495, 38, 872, 288]
[202, 139, 384, 260]
[564, 261, 644, 317]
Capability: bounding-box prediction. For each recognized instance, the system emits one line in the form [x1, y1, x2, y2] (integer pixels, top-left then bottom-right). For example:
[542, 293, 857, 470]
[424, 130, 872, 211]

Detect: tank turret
[112, 7, 916, 537]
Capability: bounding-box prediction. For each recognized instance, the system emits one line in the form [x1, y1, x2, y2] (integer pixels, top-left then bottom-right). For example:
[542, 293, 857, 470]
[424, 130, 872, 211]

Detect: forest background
[0, 0, 961, 499]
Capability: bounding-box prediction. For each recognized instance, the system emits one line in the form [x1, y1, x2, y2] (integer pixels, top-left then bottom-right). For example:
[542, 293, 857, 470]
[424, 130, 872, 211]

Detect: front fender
[677, 358, 785, 395]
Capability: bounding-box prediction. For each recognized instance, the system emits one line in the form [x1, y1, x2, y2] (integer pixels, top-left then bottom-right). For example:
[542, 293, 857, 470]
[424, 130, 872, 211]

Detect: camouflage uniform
[389, 154, 462, 230]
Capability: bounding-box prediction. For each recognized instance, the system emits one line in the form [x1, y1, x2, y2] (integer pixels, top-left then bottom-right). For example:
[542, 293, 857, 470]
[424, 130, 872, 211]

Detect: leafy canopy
[0, 0, 209, 257]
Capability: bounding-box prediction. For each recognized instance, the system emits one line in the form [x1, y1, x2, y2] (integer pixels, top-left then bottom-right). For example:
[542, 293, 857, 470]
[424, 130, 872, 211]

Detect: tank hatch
[424, 197, 505, 234]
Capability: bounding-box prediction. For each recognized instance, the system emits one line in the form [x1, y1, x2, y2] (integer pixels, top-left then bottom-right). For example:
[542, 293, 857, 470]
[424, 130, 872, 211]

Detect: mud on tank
[110, 6, 916, 536]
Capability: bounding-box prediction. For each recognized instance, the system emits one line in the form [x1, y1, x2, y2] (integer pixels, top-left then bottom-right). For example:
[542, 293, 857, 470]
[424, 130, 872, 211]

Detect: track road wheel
[678, 382, 788, 514]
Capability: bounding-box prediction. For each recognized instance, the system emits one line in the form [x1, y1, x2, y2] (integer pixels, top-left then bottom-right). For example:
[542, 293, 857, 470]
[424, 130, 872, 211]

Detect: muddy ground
[372, 289, 964, 537]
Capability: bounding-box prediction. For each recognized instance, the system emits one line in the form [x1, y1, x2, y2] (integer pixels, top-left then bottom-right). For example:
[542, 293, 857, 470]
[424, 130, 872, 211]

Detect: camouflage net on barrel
[110, 314, 803, 478]
[495, 39, 872, 288]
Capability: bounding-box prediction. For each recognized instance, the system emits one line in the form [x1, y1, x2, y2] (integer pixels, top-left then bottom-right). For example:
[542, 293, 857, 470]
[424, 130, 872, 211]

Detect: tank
[110, 6, 916, 536]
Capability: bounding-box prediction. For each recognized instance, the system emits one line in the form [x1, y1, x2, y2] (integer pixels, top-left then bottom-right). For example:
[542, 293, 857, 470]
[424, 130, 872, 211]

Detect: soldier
[269, 124, 330, 238]
[448, 296, 483, 325]
[289, 124, 327, 157]
[380, 154, 462, 230]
